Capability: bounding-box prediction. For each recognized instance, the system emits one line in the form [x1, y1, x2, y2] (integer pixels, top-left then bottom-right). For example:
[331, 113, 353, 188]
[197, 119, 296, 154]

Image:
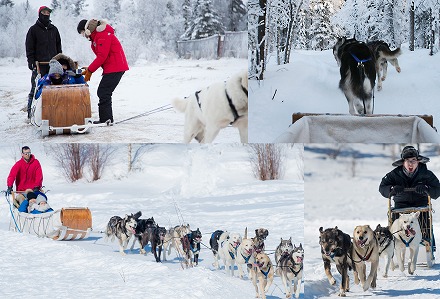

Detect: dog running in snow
[105, 211, 141, 255]
[250, 252, 274, 299]
[181, 228, 202, 267]
[252, 228, 269, 254]
[367, 40, 401, 91]
[319, 226, 353, 296]
[333, 37, 376, 115]
[275, 237, 294, 266]
[374, 224, 395, 277]
[351, 225, 379, 292]
[172, 70, 248, 143]
[276, 243, 304, 299]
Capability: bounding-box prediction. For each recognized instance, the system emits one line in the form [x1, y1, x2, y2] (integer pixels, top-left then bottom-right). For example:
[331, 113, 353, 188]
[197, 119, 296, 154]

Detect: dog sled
[29, 60, 109, 137]
[274, 113, 440, 143]
[388, 188, 435, 268]
[7, 191, 92, 241]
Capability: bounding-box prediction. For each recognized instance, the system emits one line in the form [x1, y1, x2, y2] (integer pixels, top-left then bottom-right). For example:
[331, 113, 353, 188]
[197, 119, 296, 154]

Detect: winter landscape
[304, 144, 440, 298]
[0, 143, 304, 298]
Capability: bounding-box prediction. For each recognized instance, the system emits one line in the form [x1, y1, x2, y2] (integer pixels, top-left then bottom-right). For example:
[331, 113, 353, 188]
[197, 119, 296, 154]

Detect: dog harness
[289, 264, 303, 278]
[260, 265, 271, 278]
[195, 90, 202, 109]
[354, 246, 374, 262]
[399, 235, 415, 248]
[378, 237, 394, 255]
[349, 52, 372, 67]
[225, 89, 240, 124]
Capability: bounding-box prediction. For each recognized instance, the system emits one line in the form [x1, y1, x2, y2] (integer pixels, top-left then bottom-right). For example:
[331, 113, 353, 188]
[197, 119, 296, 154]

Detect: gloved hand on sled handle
[6, 186, 13, 196]
[390, 185, 404, 196]
[28, 62, 35, 71]
[415, 184, 429, 195]
[82, 67, 92, 82]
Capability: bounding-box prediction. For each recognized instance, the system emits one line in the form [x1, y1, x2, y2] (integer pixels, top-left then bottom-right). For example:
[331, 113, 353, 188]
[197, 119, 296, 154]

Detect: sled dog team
[105, 212, 303, 299]
[333, 37, 401, 115]
[320, 211, 423, 296]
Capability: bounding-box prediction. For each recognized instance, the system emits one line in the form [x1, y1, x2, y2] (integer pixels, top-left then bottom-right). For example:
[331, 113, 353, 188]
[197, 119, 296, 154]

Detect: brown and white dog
[352, 225, 379, 291]
[250, 252, 274, 299]
[252, 228, 269, 254]
[172, 70, 248, 143]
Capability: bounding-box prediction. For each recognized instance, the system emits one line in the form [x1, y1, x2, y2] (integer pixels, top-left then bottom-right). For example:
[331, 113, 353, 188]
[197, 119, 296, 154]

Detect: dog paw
[381, 76, 386, 81]
[329, 277, 336, 285]
[338, 292, 346, 297]
[396, 67, 401, 73]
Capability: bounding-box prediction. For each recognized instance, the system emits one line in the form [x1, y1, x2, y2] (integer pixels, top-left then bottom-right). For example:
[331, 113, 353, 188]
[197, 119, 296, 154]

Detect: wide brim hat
[392, 146, 430, 166]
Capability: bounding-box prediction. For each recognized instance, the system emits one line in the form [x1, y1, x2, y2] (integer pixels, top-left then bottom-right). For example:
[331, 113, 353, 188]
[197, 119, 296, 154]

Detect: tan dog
[235, 228, 255, 279]
[250, 252, 274, 299]
[352, 225, 379, 291]
[170, 224, 191, 261]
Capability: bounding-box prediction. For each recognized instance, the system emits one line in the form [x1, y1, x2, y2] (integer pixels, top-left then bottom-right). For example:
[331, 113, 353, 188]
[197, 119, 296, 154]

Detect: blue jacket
[35, 73, 86, 99]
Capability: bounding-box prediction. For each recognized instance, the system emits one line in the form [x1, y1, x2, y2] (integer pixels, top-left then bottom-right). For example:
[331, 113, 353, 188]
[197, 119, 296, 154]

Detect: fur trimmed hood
[52, 53, 76, 70]
[85, 19, 111, 36]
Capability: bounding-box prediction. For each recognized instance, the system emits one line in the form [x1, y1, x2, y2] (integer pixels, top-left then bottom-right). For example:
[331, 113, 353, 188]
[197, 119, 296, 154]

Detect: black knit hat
[392, 145, 430, 166]
[77, 19, 88, 34]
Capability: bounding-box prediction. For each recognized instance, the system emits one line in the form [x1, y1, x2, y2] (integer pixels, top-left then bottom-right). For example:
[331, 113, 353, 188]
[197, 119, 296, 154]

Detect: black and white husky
[105, 211, 141, 255]
[275, 237, 294, 265]
[374, 224, 395, 277]
[277, 243, 304, 299]
[333, 37, 376, 115]
[367, 40, 401, 91]
[172, 70, 248, 143]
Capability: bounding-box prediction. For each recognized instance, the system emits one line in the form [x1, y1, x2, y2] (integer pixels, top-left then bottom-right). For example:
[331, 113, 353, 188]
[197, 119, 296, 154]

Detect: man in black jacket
[25, 6, 62, 119]
[379, 145, 440, 246]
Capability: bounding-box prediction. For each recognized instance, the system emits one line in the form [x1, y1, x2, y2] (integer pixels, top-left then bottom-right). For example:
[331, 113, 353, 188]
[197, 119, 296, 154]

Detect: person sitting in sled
[18, 191, 53, 214]
[379, 145, 440, 249]
[34, 58, 85, 99]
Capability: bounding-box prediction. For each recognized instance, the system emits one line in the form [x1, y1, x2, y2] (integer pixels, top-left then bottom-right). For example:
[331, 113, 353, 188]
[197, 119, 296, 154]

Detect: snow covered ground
[249, 46, 440, 143]
[0, 143, 304, 298]
[0, 57, 247, 143]
[304, 144, 440, 299]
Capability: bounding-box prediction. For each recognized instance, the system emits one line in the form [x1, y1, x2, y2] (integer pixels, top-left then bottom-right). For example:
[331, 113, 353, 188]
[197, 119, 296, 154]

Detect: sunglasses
[22, 152, 31, 155]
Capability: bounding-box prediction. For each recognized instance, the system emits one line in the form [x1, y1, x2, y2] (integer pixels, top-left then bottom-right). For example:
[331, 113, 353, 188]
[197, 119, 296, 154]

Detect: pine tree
[0, 0, 14, 7]
[229, 0, 247, 31]
[182, 0, 192, 31]
[309, 0, 336, 50]
[183, 0, 224, 40]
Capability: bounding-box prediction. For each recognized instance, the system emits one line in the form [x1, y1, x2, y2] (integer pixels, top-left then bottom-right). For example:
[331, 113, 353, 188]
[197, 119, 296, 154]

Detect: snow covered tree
[183, 0, 225, 40]
[0, 0, 14, 7]
[229, 0, 247, 31]
[309, 0, 337, 50]
[94, 0, 121, 21]
[182, 0, 192, 31]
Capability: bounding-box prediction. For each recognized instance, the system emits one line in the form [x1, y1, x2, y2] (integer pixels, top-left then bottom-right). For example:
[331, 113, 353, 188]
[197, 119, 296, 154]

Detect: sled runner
[388, 188, 435, 267]
[29, 60, 110, 136]
[274, 113, 440, 143]
[8, 191, 92, 241]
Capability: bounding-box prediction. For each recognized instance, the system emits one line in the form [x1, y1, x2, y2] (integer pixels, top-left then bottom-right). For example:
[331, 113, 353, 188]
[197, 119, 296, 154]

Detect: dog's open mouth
[405, 227, 416, 237]
[128, 226, 136, 234]
[357, 238, 368, 248]
[296, 256, 303, 263]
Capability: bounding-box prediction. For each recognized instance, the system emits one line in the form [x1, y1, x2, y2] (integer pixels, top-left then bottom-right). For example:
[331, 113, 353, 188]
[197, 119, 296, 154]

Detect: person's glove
[415, 184, 429, 195]
[82, 68, 92, 82]
[6, 186, 12, 196]
[28, 62, 35, 71]
[391, 185, 404, 195]
[33, 187, 40, 193]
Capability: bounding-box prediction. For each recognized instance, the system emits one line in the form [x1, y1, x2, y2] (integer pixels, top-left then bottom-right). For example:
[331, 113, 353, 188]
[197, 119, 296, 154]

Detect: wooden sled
[9, 192, 92, 241]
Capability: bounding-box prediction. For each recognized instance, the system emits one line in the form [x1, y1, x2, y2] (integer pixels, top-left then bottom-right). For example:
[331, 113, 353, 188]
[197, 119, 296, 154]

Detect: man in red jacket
[6, 146, 43, 196]
[77, 19, 129, 124]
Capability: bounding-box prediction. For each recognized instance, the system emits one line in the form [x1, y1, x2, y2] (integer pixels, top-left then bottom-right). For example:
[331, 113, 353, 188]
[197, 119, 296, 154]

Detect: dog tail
[172, 97, 188, 113]
[380, 47, 402, 59]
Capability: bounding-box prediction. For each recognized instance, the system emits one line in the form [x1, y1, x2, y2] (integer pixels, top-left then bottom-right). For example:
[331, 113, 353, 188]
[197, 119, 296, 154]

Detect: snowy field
[0, 57, 247, 143]
[304, 144, 440, 299]
[249, 46, 440, 142]
[0, 143, 304, 298]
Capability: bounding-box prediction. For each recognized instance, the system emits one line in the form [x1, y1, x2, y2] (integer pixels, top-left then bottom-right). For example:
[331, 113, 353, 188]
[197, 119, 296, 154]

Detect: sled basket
[53, 208, 93, 240]
[33, 84, 93, 136]
[274, 113, 440, 143]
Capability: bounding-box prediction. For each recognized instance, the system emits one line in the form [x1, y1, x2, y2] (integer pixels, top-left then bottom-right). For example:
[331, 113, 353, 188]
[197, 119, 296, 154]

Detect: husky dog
[182, 228, 202, 267]
[250, 252, 274, 299]
[333, 37, 376, 115]
[139, 224, 167, 262]
[277, 243, 304, 299]
[105, 211, 142, 255]
[130, 216, 156, 251]
[367, 40, 401, 91]
[391, 212, 422, 274]
[170, 223, 192, 260]
[218, 231, 242, 276]
[374, 224, 395, 277]
[235, 228, 256, 279]
[162, 227, 175, 261]
[210, 229, 225, 269]
[352, 225, 379, 291]
[275, 237, 294, 266]
[252, 228, 269, 254]
[172, 70, 248, 143]
[319, 226, 352, 296]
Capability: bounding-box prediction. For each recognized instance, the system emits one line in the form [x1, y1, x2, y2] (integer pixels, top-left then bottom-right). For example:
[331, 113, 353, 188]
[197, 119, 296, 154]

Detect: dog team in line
[319, 212, 424, 297]
[105, 211, 303, 299]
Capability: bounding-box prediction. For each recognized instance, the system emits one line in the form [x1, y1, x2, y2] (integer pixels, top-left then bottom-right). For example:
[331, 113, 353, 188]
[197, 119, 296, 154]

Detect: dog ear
[319, 227, 324, 233]
[376, 224, 381, 229]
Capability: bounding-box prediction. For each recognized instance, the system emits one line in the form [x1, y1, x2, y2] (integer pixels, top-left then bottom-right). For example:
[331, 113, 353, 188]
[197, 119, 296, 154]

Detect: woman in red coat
[6, 146, 43, 194]
[77, 19, 129, 124]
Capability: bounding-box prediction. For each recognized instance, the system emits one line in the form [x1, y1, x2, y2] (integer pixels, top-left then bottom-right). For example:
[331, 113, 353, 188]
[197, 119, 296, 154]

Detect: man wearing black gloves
[25, 6, 62, 119]
[379, 145, 440, 247]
